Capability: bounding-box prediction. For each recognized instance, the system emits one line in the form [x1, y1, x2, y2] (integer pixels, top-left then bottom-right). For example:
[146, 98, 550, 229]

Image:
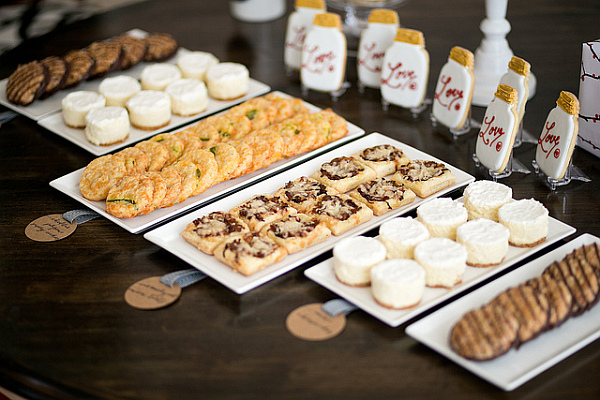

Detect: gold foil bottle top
[313, 12, 342, 30]
[495, 84, 518, 105]
[508, 56, 531, 77]
[556, 91, 580, 116]
[368, 9, 399, 25]
[394, 28, 425, 47]
[296, 0, 326, 10]
[449, 46, 474, 70]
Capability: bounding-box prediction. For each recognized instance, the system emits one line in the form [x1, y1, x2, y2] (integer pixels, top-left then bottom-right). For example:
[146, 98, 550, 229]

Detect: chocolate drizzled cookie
[63, 49, 95, 88]
[450, 303, 520, 361]
[40, 56, 69, 99]
[6, 61, 48, 106]
[112, 34, 148, 70]
[144, 33, 179, 62]
[86, 41, 124, 79]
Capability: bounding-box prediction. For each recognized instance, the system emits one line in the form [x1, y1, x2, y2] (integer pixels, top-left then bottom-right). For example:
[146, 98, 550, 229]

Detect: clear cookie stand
[532, 158, 591, 191]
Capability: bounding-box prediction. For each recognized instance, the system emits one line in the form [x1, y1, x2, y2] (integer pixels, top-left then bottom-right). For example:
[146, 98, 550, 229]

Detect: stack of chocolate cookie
[450, 242, 600, 361]
[5, 32, 178, 106]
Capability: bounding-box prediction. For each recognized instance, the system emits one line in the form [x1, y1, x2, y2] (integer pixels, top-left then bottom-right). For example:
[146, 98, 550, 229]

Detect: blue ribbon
[63, 209, 101, 225]
[159, 268, 207, 288]
[322, 298, 358, 317]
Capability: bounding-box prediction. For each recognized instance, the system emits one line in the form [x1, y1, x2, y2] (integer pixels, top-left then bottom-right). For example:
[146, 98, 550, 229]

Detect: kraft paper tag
[286, 303, 347, 341]
[25, 214, 77, 242]
[125, 276, 182, 310]
[125, 269, 207, 310]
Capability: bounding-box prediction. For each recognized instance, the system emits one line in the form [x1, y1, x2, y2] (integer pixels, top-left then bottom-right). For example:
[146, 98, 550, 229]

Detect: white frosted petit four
[140, 63, 182, 91]
[535, 91, 580, 180]
[357, 9, 399, 89]
[61, 90, 106, 128]
[205, 62, 249, 100]
[284, 0, 326, 71]
[98, 75, 141, 107]
[371, 259, 426, 309]
[463, 180, 512, 221]
[165, 79, 209, 116]
[381, 28, 429, 109]
[84, 106, 130, 146]
[475, 84, 520, 173]
[333, 235, 387, 287]
[177, 51, 219, 81]
[456, 218, 510, 267]
[432, 46, 475, 130]
[414, 237, 468, 288]
[378, 217, 430, 259]
[416, 197, 468, 240]
[498, 198, 549, 247]
[301, 12, 346, 93]
[126, 90, 171, 130]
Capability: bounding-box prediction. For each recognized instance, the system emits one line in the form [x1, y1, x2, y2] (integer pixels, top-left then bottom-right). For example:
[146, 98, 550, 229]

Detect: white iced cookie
[301, 12, 347, 93]
[414, 237, 468, 288]
[381, 28, 429, 109]
[498, 199, 549, 247]
[126, 90, 171, 131]
[61, 90, 106, 128]
[205, 62, 249, 100]
[140, 63, 182, 91]
[84, 106, 130, 146]
[475, 84, 520, 173]
[370, 259, 426, 309]
[177, 51, 219, 81]
[416, 197, 468, 240]
[98, 75, 141, 107]
[456, 218, 510, 267]
[357, 9, 399, 89]
[333, 235, 387, 287]
[463, 180, 512, 221]
[378, 217, 430, 259]
[165, 79, 209, 116]
[499, 56, 531, 124]
[284, 0, 326, 71]
[535, 91, 580, 180]
[432, 46, 474, 130]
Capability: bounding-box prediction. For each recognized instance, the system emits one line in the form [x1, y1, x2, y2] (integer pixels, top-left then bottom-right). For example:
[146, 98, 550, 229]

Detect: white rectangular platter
[49, 94, 365, 234]
[143, 132, 475, 294]
[304, 214, 576, 327]
[0, 31, 186, 121]
[36, 78, 270, 156]
[405, 233, 599, 391]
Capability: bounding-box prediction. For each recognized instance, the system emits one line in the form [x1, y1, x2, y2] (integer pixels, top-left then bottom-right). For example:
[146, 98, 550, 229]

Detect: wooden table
[1, 1, 599, 398]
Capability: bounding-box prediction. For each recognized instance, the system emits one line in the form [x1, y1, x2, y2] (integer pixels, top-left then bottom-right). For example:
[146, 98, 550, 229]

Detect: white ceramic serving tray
[304, 212, 576, 327]
[143, 132, 475, 294]
[49, 93, 365, 234]
[405, 233, 599, 391]
[0, 28, 185, 121]
[37, 78, 270, 156]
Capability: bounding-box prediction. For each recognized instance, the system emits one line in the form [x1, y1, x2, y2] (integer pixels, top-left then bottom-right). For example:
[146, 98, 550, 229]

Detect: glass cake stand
[326, 0, 412, 51]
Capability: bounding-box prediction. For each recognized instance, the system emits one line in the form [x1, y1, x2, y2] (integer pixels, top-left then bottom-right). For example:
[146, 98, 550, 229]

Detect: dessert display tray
[143, 132, 475, 294]
[405, 233, 599, 391]
[37, 78, 270, 156]
[304, 213, 575, 327]
[1, 28, 186, 121]
[1, 28, 271, 155]
[49, 92, 365, 234]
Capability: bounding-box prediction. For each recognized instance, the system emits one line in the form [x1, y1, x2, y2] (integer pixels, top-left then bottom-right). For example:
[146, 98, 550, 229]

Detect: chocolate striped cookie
[6, 61, 48, 106]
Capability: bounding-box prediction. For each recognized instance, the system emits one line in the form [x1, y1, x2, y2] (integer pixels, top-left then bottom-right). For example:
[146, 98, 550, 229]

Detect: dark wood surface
[1, 0, 600, 399]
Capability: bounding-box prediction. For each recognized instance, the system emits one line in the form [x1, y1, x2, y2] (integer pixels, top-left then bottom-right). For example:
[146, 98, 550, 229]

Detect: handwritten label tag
[286, 303, 347, 341]
[124, 276, 181, 310]
[25, 214, 77, 242]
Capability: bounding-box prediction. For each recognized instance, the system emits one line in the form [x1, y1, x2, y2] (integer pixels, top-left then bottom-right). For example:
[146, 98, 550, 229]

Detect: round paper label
[286, 303, 347, 341]
[124, 276, 182, 310]
[25, 214, 77, 242]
